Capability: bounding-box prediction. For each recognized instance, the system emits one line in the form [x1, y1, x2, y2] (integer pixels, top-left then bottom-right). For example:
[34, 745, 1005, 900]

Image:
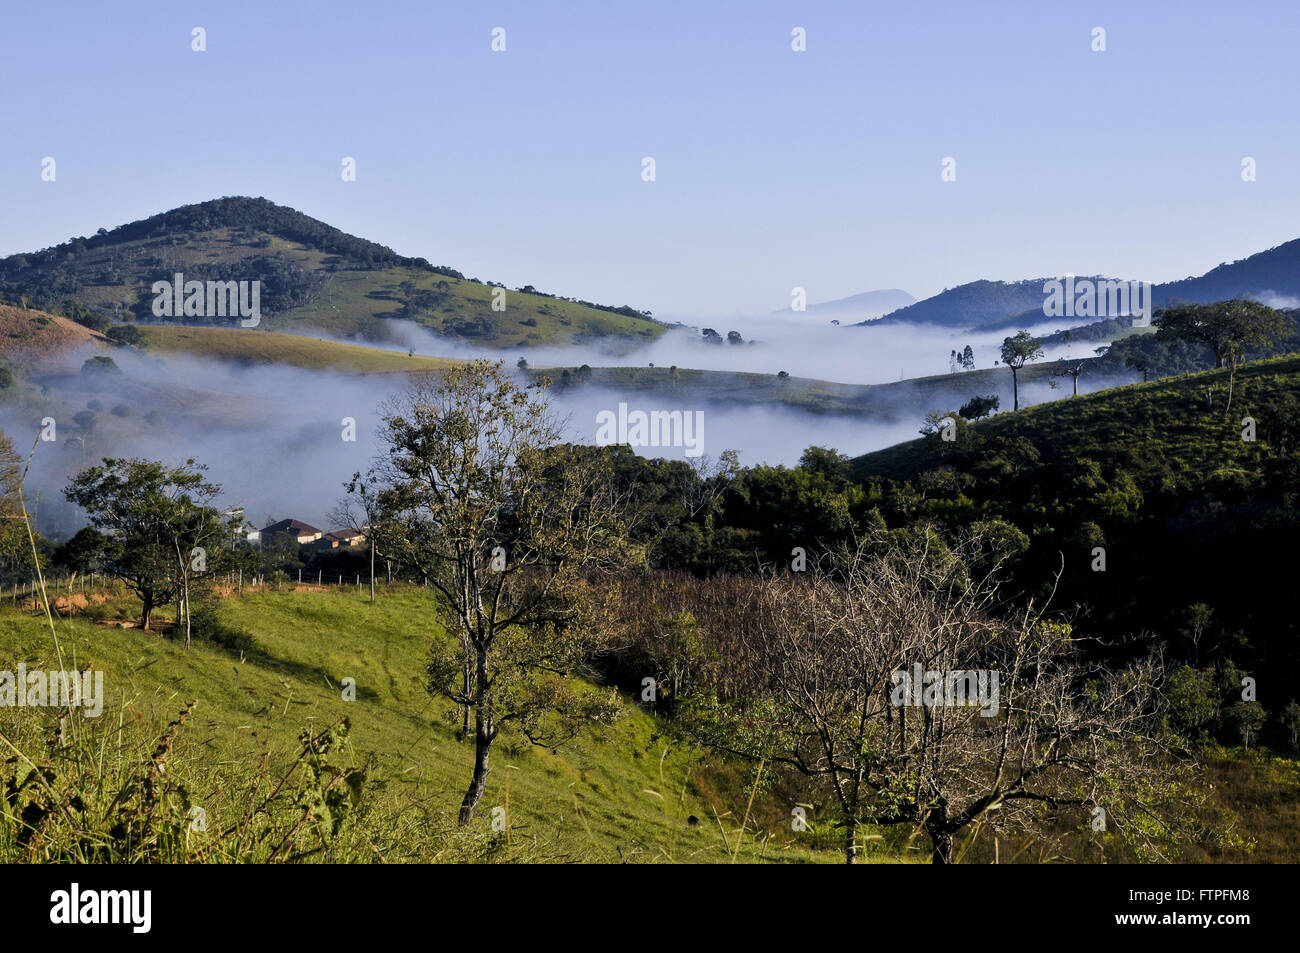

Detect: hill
[0, 197, 666, 351]
[851, 351, 1300, 481]
[0, 584, 834, 863]
[859, 236, 1300, 331]
[531, 359, 1078, 419]
[774, 288, 916, 321]
[0, 304, 108, 354]
[864, 279, 1060, 329]
[846, 353, 1300, 709]
[135, 326, 461, 374]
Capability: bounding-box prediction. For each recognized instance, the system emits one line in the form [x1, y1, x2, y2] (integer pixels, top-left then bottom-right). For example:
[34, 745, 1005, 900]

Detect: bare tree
[1055, 357, 1087, 397]
[674, 450, 740, 520]
[685, 529, 1179, 863]
[331, 490, 381, 604]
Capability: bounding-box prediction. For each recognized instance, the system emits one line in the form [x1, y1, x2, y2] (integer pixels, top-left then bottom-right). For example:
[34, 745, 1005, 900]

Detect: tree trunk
[844, 818, 859, 865]
[458, 658, 473, 742]
[1011, 368, 1019, 411]
[458, 719, 493, 825]
[142, 591, 154, 630]
[928, 828, 954, 864]
[369, 542, 375, 603]
[183, 576, 191, 649]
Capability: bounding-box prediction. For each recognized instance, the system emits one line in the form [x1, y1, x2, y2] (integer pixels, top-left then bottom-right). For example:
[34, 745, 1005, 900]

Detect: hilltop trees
[959, 394, 999, 420]
[1000, 331, 1044, 410]
[1155, 300, 1285, 413]
[1154, 299, 1285, 369]
[351, 361, 634, 825]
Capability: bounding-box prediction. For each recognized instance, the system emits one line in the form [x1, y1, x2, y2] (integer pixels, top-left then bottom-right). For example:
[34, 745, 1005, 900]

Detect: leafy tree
[798, 446, 851, 485]
[64, 458, 228, 635]
[351, 361, 633, 824]
[81, 356, 120, 376]
[1227, 701, 1265, 750]
[52, 527, 110, 574]
[1000, 331, 1043, 411]
[105, 325, 144, 347]
[1154, 300, 1285, 369]
[1155, 300, 1284, 414]
[959, 394, 999, 420]
[1163, 665, 1219, 742]
[1125, 353, 1150, 383]
[1283, 700, 1300, 750]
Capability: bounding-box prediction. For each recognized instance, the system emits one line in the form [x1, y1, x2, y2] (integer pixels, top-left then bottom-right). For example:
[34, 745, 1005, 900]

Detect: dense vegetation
[586, 355, 1300, 753]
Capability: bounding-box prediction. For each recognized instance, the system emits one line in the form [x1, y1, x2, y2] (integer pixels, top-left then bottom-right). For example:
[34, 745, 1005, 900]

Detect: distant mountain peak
[777, 288, 916, 321]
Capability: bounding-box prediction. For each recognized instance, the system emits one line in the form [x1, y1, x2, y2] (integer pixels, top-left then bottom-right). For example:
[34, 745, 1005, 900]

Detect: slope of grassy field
[0, 584, 837, 863]
[534, 359, 1077, 417]
[136, 326, 461, 374]
[0, 305, 107, 354]
[851, 352, 1300, 482]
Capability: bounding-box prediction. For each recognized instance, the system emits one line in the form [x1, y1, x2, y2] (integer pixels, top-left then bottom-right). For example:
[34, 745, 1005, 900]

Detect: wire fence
[4, 568, 433, 608]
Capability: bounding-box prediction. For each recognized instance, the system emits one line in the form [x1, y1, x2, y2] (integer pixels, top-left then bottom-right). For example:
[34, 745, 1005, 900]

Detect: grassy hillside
[842, 353, 1300, 741]
[534, 359, 1078, 418]
[851, 351, 1300, 481]
[0, 584, 835, 863]
[136, 326, 461, 374]
[0, 197, 666, 350]
[0, 305, 107, 354]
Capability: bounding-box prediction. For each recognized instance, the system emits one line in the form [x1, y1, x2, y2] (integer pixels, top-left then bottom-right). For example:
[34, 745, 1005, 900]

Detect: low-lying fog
[5, 315, 1131, 538]
[350, 313, 1100, 386]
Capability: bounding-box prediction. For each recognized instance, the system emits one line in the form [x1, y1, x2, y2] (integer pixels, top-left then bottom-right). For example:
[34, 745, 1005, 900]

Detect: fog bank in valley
[5, 311, 1135, 539]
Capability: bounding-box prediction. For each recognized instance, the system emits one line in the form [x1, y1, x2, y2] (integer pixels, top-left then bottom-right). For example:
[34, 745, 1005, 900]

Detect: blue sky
[2, 0, 1298, 319]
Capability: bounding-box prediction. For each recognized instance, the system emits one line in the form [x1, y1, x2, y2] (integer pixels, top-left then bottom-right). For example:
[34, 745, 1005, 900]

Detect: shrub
[187, 602, 258, 655]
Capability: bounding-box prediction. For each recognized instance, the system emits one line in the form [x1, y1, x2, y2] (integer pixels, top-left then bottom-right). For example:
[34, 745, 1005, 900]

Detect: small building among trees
[260, 518, 323, 545]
